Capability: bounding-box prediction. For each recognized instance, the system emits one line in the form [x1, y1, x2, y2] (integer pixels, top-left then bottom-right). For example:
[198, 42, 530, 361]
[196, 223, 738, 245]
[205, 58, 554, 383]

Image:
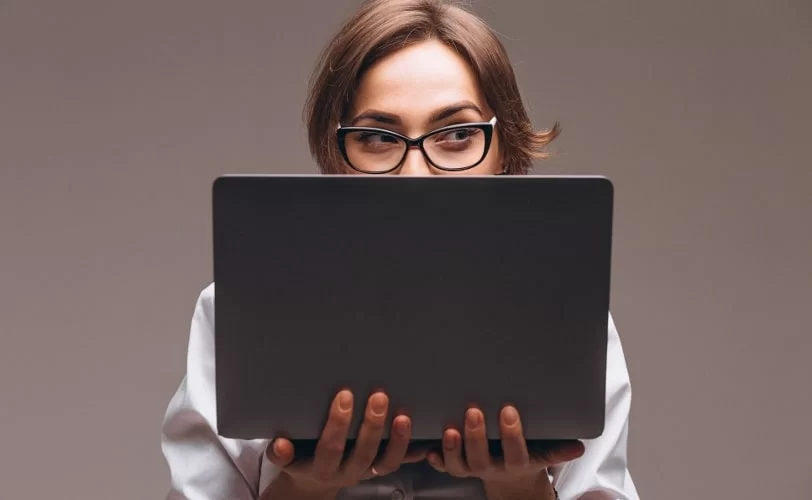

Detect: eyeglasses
[337, 117, 497, 174]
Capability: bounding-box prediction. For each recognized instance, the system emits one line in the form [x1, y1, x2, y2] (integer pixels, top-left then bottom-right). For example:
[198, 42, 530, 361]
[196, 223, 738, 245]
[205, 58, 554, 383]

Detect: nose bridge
[399, 144, 432, 176]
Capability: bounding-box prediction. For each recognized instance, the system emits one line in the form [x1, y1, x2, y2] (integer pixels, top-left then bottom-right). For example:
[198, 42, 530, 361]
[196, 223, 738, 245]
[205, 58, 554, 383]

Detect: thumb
[266, 438, 296, 467]
[531, 440, 585, 466]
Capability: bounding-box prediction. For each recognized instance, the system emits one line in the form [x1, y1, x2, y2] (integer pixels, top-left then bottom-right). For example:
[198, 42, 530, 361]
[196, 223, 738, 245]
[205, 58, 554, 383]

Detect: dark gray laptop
[212, 174, 613, 447]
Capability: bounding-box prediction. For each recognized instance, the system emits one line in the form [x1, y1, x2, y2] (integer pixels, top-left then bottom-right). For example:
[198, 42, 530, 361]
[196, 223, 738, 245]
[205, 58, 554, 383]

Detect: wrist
[482, 470, 556, 500]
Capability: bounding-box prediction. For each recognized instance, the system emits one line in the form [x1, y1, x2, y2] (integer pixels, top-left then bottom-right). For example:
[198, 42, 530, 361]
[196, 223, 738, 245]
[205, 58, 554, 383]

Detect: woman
[161, 1, 639, 499]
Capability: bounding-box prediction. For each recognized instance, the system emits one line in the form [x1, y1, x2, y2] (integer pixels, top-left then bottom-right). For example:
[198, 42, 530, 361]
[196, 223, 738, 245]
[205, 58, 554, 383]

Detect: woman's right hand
[264, 390, 423, 497]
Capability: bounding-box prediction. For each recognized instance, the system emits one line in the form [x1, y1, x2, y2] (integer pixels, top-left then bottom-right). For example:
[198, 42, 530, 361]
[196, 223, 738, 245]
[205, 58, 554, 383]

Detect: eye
[356, 131, 399, 146]
[435, 128, 480, 143]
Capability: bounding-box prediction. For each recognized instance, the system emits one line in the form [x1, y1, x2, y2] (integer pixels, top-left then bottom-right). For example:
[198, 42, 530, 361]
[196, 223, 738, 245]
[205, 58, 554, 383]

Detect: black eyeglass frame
[336, 116, 497, 174]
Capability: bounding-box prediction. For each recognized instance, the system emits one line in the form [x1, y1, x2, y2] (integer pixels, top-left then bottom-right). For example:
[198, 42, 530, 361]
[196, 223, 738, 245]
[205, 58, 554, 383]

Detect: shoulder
[198, 282, 215, 309]
[191, 282, 216, 326]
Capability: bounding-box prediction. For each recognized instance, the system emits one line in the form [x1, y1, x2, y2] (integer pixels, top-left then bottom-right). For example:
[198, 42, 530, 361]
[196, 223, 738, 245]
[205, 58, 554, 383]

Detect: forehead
[350, 39, 489, 121]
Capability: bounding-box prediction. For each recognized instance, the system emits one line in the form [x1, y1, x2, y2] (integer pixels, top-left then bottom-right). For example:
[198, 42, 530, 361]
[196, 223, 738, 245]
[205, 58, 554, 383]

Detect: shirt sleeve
[549, 313, 640, 500]
[161, 284, 281, 500]
[161, 285, 639, 499]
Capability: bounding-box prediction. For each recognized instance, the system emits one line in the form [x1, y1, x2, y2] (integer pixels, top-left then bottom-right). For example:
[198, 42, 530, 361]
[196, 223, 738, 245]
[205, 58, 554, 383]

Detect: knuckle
[392, 436, 410, 450]
[391, 430, 411, 444]
[501, 424, 521, 438]
[317, 431, 346, 454]
[503, 459, 522, 473]
[469, 462, 489, 475]
[329, 409, 352, 427]
[363, 413, 385, 431]
[310, 468, 334, 483]
[322, 440, 346, 455]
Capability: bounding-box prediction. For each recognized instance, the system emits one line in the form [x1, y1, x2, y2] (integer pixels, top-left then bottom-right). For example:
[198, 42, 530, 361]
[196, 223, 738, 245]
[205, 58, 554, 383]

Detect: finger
[401, 440, 431, 464]
[403, 447, 429, 464]
[463, 408, 491, 475]
[529, 440, 586, 467]
[370, 414, 412, 475]
[499, 405, 529, 472]
[344, 392, 388, 477]
[441, 428, 470, 477]
[311, 390, 354, 480]
[426, 451, 447, 473]
[265, 437, 296, 468]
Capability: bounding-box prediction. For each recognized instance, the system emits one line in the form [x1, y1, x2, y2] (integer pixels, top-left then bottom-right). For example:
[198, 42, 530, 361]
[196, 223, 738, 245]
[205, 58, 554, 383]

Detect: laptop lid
[212, 175, 613, 442]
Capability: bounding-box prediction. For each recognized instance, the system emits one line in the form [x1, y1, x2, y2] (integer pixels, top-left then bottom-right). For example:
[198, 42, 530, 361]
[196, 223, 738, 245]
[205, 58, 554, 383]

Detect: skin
[263, 40, 585, 499]
[346, 38, 503, 176]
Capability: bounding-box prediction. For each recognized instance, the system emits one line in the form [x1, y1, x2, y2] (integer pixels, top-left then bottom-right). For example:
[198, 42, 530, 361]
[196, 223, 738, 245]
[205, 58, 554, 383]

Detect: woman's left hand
[426, 406, 586, 499]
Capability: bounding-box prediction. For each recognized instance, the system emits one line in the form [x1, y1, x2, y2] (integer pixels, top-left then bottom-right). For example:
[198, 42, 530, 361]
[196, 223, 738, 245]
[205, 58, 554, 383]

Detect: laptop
[212, 174, 613, 448]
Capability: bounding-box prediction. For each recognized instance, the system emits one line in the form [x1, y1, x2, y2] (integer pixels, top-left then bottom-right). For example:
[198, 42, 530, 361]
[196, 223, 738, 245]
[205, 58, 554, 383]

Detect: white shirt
[161, 284, 640, 499]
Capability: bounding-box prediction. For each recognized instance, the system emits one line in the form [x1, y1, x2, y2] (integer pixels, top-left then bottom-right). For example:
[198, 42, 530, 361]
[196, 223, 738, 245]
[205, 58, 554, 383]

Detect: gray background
[1, 1, 810, 499]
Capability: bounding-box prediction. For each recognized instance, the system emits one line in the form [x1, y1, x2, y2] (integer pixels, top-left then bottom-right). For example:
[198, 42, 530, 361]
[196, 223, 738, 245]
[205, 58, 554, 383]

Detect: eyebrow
[349, 101, 484, 127]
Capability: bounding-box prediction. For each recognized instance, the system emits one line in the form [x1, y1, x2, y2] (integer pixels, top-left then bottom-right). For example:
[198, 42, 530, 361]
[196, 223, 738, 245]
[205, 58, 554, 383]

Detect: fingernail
[466, 409, 481, 429]
[443, 431, 458, 449]
[394, 417, 410, 437]
[338, 390, 353, 412]
[272, 439, 283, 457]
[503, 406, 519, 427]
[369, 392, 387, 416]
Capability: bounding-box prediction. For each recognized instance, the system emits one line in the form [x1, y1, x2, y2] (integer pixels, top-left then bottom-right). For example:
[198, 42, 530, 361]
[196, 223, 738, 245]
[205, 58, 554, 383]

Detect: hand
[265, 390, 426, 496]
[426, 406, 585, 494]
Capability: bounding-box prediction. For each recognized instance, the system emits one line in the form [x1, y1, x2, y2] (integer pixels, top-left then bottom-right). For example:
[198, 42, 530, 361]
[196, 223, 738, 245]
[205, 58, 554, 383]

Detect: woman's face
[346, 39, 502, 176]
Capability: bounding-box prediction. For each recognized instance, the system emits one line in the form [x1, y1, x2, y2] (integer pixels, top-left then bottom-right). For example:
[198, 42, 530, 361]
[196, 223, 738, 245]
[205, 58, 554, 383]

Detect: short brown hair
[304, 0, 560, 175]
